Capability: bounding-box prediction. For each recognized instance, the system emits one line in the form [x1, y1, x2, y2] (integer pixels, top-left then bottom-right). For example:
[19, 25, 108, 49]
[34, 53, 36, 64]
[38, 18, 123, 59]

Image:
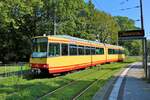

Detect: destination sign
[118, 30, 144, 37]
[32, 37, 48, 43]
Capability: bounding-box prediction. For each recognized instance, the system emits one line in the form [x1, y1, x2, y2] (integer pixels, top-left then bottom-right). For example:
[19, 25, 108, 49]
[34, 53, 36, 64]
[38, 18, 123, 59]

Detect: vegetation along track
[72, 69, 117, 100]
[0, 65, 30, 77]
[2, 66, 101, 99]
[1, 63, 130, 100]
[39, 64, 121, 100]
[36, 67, 102, 100]
[0, 70, 30, 77]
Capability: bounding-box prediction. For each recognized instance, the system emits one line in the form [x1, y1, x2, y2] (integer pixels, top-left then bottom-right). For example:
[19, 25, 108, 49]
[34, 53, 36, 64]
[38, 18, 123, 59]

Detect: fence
[0, 63, 30, 77]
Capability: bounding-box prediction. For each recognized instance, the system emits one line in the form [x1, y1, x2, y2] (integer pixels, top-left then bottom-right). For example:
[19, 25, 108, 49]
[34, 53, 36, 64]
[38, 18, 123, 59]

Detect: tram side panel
[92, 46, 107, 65]
[47, 56, 92, 74]
[118, 52, 125, 62]
[106, 46, 121, 63]
[106, 48, 125, 62]
[92, 55, 106, 66]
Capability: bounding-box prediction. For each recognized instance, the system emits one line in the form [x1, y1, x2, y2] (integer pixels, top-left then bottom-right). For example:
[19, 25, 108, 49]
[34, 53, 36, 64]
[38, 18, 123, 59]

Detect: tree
[92, 11, 119, 44]
[115, 16, 142, 56]
[0, 0, 141, 63]
[0, 0, 43, 63]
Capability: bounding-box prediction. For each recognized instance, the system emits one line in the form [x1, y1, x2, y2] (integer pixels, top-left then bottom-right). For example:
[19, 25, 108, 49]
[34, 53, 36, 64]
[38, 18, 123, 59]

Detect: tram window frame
[78, 46, 85, 55]
[69, 44, 78, 55]
[61, 43, 68, 56]
[96, 48, 104, 55]
[48, 43, 60, 57]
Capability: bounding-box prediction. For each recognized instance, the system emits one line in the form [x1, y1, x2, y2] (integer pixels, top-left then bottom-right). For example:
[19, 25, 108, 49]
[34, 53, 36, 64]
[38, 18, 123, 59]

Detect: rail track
[37, 66, 119, 100]
[72, 70, 115, 100]
[36, 67, 102, 100]
[6, 67, 100, 98]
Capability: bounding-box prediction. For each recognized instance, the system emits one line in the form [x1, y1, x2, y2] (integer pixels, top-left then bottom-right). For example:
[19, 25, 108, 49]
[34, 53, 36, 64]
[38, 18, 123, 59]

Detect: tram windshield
[32, 38, 48, 58]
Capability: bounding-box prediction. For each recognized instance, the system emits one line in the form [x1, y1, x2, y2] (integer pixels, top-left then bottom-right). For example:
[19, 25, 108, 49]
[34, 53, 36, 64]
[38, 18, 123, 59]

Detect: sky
[85, 0, 150, 39]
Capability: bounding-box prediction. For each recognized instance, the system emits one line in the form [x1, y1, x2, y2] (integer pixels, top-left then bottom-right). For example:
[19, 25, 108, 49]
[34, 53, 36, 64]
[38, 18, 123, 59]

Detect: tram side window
[91, 47, 96, 55]
[108, 49, 114, 54]
[62, 44, 68, 56]
[119, 50, 124, 54]
[114, 49, 119, 54]
[96, 48, 104, 55]
[85, 46, 91, 55]
[109, 49, 125, 54]
[122, 50, 125, 54]
[118, 50, 121, 54]
[69, 44, 77, 55]
[78, 46, 84, 55]
[49, 43, 60, 56]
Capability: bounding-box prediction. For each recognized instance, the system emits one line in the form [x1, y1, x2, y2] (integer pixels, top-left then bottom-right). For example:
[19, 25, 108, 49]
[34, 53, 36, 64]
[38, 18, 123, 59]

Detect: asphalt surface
[121, 63, 150, 100]
[93, 62, 150, 100]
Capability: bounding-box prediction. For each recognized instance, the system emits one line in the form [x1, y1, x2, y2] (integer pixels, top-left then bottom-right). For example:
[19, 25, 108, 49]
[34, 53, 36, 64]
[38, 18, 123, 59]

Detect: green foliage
[114, 16, 136, 31]
[93, 11, 119, 44]
[0, 57, 138, 99]
[0, 0, 139, 62]
[115, 16, 142, 56]
[124, 48, 129, 56]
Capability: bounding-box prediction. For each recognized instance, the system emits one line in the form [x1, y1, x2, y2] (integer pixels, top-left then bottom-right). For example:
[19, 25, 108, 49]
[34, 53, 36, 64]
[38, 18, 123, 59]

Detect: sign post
[118, 30, 148, 79]
[118, 30, 144, 37]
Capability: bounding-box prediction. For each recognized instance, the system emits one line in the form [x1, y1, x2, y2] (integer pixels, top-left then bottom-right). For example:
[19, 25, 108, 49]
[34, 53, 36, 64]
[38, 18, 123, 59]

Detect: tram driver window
[49, 43, 60, 56]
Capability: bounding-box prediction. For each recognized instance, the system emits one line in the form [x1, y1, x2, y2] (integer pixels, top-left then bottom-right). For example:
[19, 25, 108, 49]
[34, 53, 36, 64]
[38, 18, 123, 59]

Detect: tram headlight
[43, 64, 49, 68]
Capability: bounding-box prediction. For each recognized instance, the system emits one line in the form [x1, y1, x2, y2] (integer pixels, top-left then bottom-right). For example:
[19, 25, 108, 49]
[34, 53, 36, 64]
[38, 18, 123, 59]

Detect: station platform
[93, 62, 150, 100]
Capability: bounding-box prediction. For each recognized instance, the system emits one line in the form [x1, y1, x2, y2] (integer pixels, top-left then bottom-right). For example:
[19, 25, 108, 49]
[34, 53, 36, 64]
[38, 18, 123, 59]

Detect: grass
[0, 56, 141, 100]
[124, 56, 142, 63]
[0, 68, 98, 100]
[42, 63, 127, 100]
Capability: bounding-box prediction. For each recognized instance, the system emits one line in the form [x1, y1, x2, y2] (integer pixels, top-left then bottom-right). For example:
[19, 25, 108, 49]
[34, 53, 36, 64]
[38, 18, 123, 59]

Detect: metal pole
[140, 0, 144, 30]
[54, 12, 56, 35]
[53, 0, 57, 35]
[140, 0, 144, 70]
[139, 0, 148, 78]
[143, 38, 147, 78]
[145, 38, 148, 78]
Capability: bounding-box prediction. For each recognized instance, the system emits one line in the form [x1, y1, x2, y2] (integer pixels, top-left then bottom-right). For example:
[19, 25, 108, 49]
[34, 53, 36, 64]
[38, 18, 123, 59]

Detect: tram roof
[51, 35, 104, 45]
[51, 35, 123, 49]
[33, 35, 124, 49]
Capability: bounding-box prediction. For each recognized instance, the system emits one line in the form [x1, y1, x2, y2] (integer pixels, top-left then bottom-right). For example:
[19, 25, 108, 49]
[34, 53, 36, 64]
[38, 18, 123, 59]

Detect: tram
[30, 35, 125, 74]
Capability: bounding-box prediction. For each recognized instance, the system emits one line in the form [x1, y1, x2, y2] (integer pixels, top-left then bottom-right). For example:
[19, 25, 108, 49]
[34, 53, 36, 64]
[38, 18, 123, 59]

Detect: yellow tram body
[30, 35, 125, 74]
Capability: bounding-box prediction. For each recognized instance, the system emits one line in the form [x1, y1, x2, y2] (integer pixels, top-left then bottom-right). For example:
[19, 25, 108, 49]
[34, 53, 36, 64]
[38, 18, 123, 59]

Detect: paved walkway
[121, 63, 150, 100]
[93, 62, 150, 100]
